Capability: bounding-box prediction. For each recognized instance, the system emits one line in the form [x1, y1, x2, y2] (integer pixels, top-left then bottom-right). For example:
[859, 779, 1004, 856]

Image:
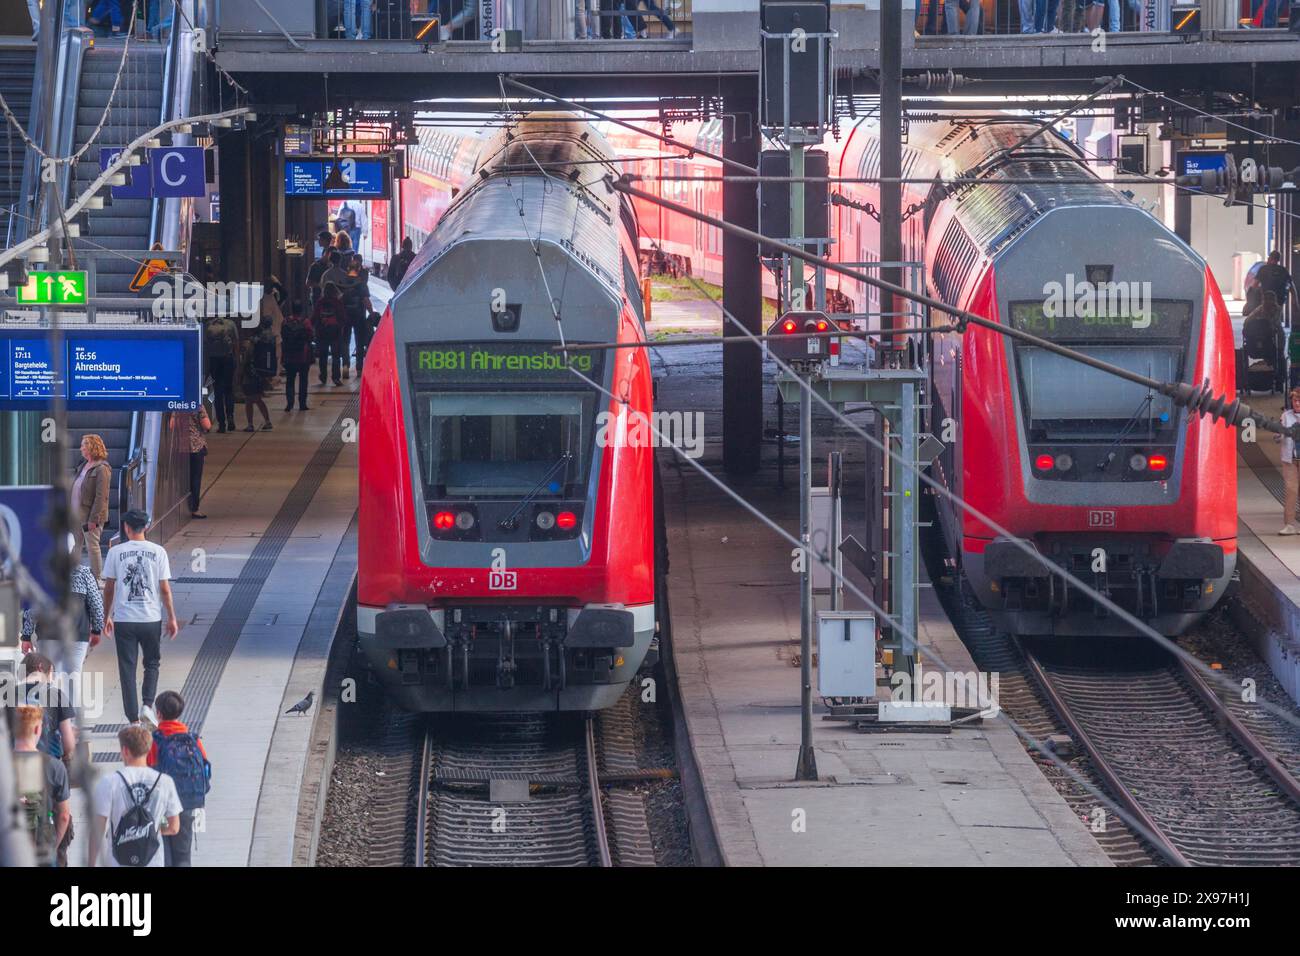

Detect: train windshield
[412, 391, 598, 498]
[1014, 346, 1180, 442]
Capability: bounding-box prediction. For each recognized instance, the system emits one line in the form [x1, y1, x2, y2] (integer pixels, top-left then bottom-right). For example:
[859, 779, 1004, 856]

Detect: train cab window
[1006, 299, 1192, 477]
[414, 391, 596, 499]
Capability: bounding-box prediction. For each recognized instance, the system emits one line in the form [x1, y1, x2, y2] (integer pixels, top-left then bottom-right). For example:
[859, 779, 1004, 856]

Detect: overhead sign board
[284, 157, 391, 199]
[0, 328, 202, 411]
[99, 146, 208, 199]
[16, 270, 87, 306]
[1180, 152, 1227, 177]
[284, 124, 313, 156]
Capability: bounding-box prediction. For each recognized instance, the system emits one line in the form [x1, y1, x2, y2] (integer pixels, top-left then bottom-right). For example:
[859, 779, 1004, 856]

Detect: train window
[413, 391, 596, 499]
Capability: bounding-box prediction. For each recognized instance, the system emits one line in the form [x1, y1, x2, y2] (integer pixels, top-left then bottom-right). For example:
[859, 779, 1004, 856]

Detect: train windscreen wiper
[499, 453, 572, 531]
[1096, 392, 1155, 472]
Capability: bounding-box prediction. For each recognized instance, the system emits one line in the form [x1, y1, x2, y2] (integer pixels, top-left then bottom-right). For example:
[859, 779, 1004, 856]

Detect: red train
[618, 115, 1235, 637]
[358, 116, 657, 711]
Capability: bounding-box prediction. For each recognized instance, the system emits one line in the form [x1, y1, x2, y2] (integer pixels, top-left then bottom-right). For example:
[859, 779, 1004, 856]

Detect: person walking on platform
[102, 510, 179, 726]
[1279, 389, 1300, 535]
[388, 236, 415, 290]
[90, 725, 181, 868]
[204, 314, 239, 433]
[313, 282, 347, 386]
[341, 253, 371, 379]
[306, 231, 333, 309]
[72, 433, 111, 582]
[21, 562, 103, 708]
[281, 304, 315, 411]
[187, 403, 211, 520]
[13, 706, 72, 867]
[147, 690, 211, 867]
[236, 323, 275, 432]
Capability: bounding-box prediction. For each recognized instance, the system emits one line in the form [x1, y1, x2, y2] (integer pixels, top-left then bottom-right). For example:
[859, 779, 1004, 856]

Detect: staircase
[0, 48, 36, 241]
[69, 41, 163, 296]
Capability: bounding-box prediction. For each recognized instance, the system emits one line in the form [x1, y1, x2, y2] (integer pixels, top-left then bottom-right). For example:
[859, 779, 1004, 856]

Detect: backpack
[153, 730, 212, 811]
[282, 320, 313, 364]
[317, 300, 342, 336]
[111, 771, 161, 867]
[16, 754, 56, 863]
[253, 335, 277, 377]
[342, 276, 367, 317]
[204, 320, 234, 359]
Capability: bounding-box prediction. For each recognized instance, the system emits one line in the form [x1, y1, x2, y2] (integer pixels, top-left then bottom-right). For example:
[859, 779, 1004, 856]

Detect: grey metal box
[816, 610, 875, 698]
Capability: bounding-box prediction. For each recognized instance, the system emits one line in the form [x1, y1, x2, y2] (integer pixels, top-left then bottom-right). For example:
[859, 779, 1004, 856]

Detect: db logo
[489, 570, 517, 590]
[1088, 510, 1117, 528]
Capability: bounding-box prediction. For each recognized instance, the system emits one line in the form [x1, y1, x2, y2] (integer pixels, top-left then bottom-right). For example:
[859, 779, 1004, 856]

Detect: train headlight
[1129, 453, 1148, 471]
[1148, 453, 1168, 471]
[1034, 454, 1055, 471]
[535, 510, 556, 531]
[455, 511, 475, 531]
[1054, 453, 1073, 472]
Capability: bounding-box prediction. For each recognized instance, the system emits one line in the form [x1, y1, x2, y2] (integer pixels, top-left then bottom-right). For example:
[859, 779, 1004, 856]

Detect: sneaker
[285, 404, 294, 412]
[668, 28, 677, 39]
[299, 404, 311, 411]
[261, 422, 273, 431]
[333, 379, 343, 386]
[1281, 525, 1298, 536]
[139, 705, 158, 727]
[192, 512, 207, 520]
[243, 425, 256, 432]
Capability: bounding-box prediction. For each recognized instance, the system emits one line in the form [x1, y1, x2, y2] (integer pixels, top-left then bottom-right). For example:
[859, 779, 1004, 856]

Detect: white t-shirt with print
[93, 765, 182, 867]
[102, 540, 172, 623]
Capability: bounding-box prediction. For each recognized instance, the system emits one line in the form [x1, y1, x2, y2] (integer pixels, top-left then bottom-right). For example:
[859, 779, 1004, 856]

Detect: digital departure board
[284, 158, 390, 198]
[0, 328, 202, 411]
[1009, 299, 1192, 340]
[408, 342, 604, 385]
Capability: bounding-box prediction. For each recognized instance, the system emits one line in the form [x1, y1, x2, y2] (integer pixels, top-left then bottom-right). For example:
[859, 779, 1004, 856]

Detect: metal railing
[912, 0, 1293, 36]
[310, 0, 691, 41]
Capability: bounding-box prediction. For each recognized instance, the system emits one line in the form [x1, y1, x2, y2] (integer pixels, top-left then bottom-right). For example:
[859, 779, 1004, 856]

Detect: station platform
[1233, 391, 1300, 705]
[61, 377, 359, 866]
[659, 453, 1110, 867]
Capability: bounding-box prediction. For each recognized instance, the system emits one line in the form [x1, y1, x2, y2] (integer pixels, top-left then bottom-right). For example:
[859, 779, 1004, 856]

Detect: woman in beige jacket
[72, 433, 111, 581]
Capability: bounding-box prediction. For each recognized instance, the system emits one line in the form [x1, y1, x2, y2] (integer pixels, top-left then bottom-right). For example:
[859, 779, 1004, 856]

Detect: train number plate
[1088, 509, 1117, 528]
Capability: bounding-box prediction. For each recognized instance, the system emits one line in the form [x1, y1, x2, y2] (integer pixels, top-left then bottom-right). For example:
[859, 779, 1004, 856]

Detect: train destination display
[0, 328, 201, 411]
[284, 157, 390, 198]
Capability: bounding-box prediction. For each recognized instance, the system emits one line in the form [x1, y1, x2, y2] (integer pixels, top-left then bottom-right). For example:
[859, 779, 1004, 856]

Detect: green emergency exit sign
[17, 270, 88, 306]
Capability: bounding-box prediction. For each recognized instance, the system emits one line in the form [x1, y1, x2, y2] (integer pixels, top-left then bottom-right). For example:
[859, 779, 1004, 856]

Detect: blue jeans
[344, 0, 372, 39]
[147, 0, 173, 36]
[91, 0, 123, 30]
[1035, 0, 1061, 31]
[1019, 0, 1037, 32]
[622, 1, 673, 35]
[944, 0, 982, 33]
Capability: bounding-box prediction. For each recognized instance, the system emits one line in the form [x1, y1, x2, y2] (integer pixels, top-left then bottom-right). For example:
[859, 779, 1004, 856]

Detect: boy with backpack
[281, 302, 316, 411]
[14, 705, 72, 867]
[312, 282, 346, 386]
[147, 690, 211, 867]
[90, 724, 181, 867]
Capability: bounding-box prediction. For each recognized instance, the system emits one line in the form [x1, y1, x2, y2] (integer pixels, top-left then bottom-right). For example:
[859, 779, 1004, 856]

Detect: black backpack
[253, 336, 277, 377]
[111, 772, 162, 867]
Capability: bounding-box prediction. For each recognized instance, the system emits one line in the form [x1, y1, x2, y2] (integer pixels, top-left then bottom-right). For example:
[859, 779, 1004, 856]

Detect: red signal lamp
[556, 511, 577, 530]
[1035, 454, 1055, 471]
[782, 319, 797, 333]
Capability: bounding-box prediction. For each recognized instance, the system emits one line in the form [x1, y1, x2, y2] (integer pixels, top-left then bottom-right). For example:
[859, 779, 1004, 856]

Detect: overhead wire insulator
[1160, 380, 1300, 442]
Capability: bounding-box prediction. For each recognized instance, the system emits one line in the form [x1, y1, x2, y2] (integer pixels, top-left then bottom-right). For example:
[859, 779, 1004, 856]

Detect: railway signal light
[433, 510, 456, 530]
[767, 310, 833, 370]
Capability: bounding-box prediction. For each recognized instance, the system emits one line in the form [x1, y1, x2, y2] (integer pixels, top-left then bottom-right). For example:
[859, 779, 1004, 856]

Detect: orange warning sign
[130, 247, 172, 292]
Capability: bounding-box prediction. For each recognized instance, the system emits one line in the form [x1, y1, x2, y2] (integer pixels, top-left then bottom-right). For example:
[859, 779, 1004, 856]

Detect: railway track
[399, 698, 658, 867]
[1025, 644, 1300, 866]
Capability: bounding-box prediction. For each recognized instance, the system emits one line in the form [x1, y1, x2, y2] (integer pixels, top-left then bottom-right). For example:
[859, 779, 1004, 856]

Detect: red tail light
[1035, 454, 1055, 471]
[433, 511, 455, 530]
[1148, 453, 1168, 470]
[556, 511, 577, 530]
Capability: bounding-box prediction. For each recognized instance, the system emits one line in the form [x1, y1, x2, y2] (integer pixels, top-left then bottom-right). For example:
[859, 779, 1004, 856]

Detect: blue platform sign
[151, 146, 206, 198]
[99, 147, 152, 200]
[0, 328, 201, 411]
[0, 486, 59, 605]
[1180, 152, 1228, 177]
[285, 158, 389, 198]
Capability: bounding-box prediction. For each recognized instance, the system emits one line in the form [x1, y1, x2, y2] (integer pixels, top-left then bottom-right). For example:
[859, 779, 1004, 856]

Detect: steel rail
[413, 724, 434, 868]
[1020, 648, 1191, 867]
[586, 716, 613, 868]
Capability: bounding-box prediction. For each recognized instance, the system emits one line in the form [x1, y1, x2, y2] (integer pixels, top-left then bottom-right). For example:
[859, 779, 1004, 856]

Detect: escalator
[0, 47, 37, 242]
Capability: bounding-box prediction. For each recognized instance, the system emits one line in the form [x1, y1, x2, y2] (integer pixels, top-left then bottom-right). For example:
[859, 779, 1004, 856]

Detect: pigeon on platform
[285, 691, 314, 716]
